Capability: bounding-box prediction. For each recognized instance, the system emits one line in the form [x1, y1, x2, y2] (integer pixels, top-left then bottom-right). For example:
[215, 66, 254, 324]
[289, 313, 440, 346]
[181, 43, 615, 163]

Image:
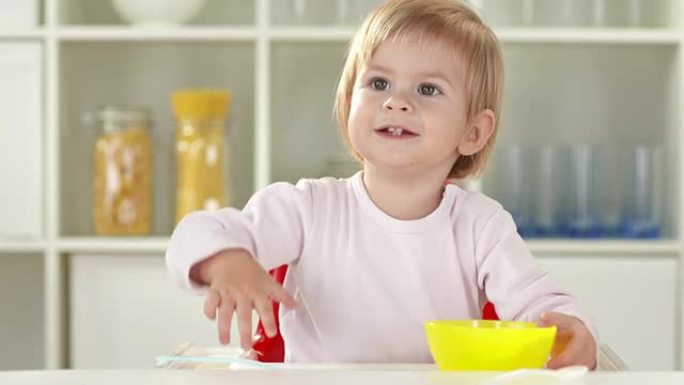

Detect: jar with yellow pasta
[91, 107, 152, 235]
[172, 89, 232, 224]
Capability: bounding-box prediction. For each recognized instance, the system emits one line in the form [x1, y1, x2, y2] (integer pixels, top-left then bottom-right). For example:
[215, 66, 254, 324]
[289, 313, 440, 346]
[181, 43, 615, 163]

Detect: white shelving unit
[0, 0, 682, 370]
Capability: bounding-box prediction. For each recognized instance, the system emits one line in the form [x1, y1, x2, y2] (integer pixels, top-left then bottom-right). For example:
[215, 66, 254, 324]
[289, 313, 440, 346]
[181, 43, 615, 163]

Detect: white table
[2, 369, 684, 385]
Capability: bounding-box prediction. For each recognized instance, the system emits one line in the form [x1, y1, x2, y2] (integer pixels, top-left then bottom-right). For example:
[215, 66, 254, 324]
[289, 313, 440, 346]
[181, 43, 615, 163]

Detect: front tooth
[388, 127, 403, 136]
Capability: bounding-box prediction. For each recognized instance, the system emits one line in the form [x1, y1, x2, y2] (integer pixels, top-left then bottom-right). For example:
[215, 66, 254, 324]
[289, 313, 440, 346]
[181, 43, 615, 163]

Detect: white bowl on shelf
[111, 0, 207, 27]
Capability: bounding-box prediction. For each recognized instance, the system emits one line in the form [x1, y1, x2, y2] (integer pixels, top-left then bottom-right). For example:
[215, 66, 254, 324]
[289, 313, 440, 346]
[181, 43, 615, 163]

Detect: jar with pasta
[90, 107, 152, 235]
[172, 89, 231, 223]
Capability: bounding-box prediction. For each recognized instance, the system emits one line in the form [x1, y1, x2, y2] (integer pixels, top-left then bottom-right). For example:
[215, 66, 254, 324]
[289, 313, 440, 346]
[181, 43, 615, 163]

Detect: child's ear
[457, 109, 496, 156]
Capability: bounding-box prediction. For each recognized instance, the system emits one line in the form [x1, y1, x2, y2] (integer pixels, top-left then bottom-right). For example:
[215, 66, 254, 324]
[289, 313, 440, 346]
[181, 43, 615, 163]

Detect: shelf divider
[56, 237, 170, 254]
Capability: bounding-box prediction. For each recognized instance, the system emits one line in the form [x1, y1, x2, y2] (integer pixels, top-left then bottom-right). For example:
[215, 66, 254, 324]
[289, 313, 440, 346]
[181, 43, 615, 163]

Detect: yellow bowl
[425, 320, 557, 371]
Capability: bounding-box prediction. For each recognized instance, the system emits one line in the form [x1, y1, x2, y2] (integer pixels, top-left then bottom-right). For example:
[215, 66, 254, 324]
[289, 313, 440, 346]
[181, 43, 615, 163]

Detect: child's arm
[165, 181, 312, 347]
[474, 207, 598, 369]
[166, 181, 312, 288]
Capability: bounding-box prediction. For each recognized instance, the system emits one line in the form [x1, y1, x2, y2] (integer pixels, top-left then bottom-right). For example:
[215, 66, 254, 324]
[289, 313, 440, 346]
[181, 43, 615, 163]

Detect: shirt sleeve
[474, 205, 599, 354]
[165, 181, 313, 292]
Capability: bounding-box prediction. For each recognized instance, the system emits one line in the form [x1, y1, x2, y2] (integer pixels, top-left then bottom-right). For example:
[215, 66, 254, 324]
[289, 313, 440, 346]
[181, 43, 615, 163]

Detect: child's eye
[370, 77, 389, 91]
[419, 84, 442, 96]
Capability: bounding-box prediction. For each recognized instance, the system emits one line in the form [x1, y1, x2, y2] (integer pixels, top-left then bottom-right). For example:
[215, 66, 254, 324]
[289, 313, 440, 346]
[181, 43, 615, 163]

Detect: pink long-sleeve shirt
[166, 171, 595, 363]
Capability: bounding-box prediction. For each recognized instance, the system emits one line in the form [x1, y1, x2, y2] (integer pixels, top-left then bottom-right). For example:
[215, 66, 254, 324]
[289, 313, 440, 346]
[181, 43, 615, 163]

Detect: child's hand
[537, 312, 597, 370]
[189, 250, 298, 350]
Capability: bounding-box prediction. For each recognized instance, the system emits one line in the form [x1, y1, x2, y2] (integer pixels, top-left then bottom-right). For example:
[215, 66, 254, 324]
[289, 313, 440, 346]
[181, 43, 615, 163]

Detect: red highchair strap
[482, 301, 499, 320]
[252, 265, 288, 362]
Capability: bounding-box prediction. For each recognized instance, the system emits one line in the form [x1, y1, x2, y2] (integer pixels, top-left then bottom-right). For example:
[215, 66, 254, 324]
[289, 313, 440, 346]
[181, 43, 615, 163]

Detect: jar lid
[171, 89, 232, 122]
[91, 106, 151, 132]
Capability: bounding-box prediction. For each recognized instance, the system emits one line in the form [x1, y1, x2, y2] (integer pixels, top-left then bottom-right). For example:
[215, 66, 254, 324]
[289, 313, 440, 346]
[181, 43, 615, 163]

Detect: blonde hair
[334, 0, 504, 178]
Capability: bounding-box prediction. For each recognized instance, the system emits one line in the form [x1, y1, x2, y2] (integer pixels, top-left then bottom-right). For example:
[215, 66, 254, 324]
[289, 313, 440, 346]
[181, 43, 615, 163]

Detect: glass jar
[480, 0, 534, 27]
[172, 89, 232, 224]
[289, 0, 342, 25]
[533, 0, 593, 27]
[596, 0, 643, 27]
[90, 107, 152, 235]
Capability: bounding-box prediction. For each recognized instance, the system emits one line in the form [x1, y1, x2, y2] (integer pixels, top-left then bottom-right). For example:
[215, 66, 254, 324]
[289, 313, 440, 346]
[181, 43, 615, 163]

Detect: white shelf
[2, 26, 671, 45]
[268, 27, 357, 41]
[527, 239, 681, 255]
[1, 237, 669, 256]
[266, 27, 683, 44]
[0, 240, 45, 253]
[57, 237, 169, 254]
[2, 237, 679, 256]
[496, 28, 682, 44]
[56, 27, 258, 42]
[0, 29, 45, 40]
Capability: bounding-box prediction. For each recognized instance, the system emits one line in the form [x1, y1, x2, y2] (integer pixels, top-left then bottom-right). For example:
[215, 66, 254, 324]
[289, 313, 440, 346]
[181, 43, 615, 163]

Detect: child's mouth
[374, 126, 418, 139]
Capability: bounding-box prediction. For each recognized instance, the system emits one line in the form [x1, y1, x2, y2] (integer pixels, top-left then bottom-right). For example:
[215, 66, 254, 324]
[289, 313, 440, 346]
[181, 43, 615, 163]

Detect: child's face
[347, 36, 469, 176]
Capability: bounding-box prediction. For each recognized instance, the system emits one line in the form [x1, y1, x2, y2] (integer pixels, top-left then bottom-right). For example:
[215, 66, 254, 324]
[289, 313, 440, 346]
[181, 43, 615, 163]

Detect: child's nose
[382, 95, 412, 113]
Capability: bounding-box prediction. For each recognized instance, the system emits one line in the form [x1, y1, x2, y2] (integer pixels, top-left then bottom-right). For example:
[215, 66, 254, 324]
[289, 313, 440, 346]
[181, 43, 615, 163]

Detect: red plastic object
[482, 301, 499, 320]
[252, 265, 499, 362]
[252, 265, 288, 362]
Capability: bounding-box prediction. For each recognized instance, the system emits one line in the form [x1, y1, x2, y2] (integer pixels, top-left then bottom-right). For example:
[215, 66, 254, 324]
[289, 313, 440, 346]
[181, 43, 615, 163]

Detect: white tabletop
[2, 369, 684, 385]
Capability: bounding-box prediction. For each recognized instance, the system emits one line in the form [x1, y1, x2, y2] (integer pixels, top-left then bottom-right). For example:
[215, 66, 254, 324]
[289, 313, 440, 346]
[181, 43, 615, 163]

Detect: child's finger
[203, 289, 220, 320]
[546, 339, 582, 369]
[235, 294, 254, 350]
[539, 312, 575, 329]
[268, 283, 298, 309]
[546, 351, 575, 369]
[255, 296, 278, 338]
[217, 294, 236, 345]
[546, 331, 585, 369]
[549, 328, 573, 358]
